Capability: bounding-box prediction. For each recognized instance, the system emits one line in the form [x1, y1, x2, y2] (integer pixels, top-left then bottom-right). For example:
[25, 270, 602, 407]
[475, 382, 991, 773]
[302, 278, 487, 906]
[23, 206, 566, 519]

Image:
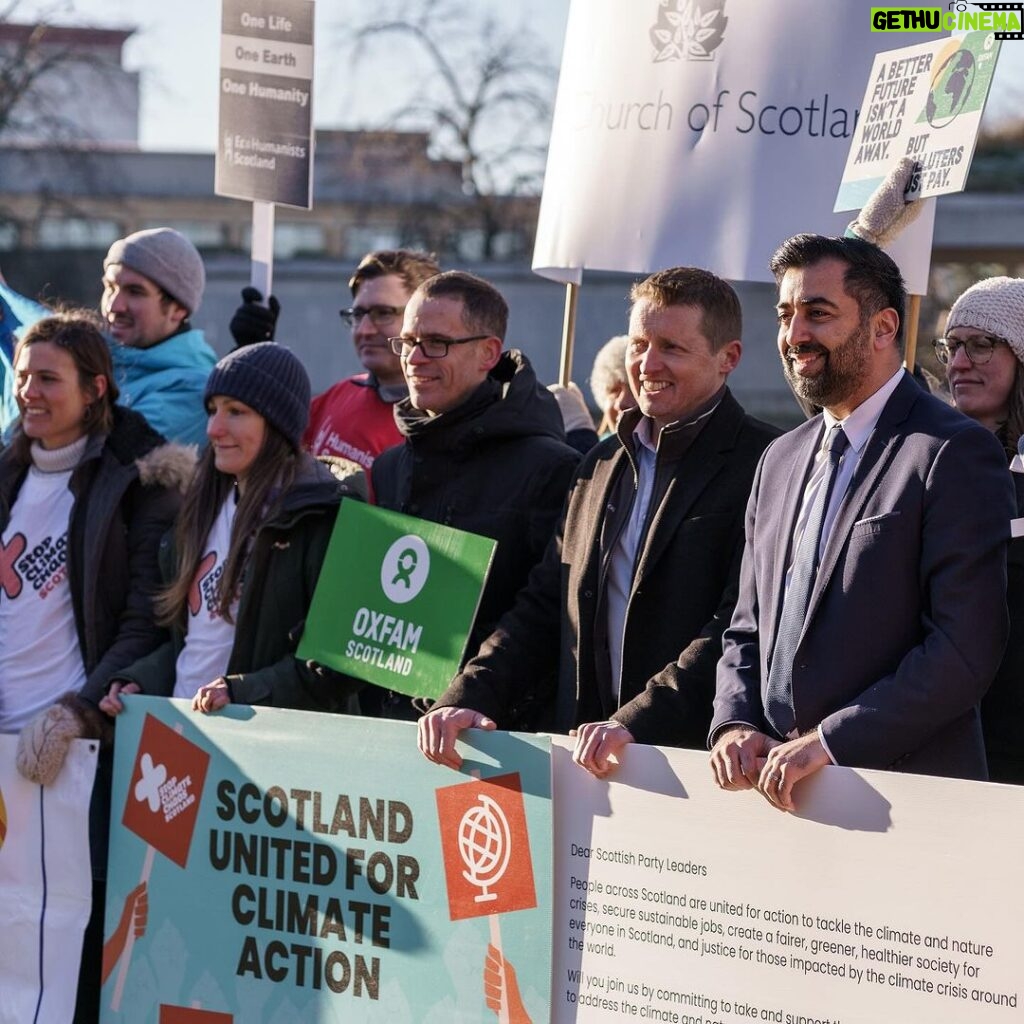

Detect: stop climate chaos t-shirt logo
[122, 714, 211, 868]
[0, 531, 68, 600]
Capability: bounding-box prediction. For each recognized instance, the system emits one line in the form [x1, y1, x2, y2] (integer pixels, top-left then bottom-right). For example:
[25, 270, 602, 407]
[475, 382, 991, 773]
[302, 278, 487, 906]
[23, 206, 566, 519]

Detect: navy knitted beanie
[203, 342, 310, 449]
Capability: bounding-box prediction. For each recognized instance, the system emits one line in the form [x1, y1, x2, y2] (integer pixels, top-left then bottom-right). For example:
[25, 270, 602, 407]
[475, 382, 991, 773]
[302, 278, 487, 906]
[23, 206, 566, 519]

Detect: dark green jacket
[114, 455, 363, 713]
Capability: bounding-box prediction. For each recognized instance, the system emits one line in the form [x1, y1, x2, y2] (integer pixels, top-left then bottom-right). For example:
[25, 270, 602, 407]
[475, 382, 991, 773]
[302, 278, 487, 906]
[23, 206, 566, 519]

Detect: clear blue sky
[11, 0, 1022, 151]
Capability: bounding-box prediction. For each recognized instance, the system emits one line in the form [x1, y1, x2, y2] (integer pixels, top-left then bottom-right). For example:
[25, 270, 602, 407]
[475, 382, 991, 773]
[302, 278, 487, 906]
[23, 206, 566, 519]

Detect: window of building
[0, 221, 18, 251]
[37, 217, 119, 249]
[454, 228, 524, 262]
[142, 220, 224, 249]
[343, 226, 401, 261]
[240, 222, 326, 258]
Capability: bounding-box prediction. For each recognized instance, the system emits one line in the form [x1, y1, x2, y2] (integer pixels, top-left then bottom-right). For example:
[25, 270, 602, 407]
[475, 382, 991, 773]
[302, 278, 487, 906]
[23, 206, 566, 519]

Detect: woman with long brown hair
[1, 310, 190, 1024]
[101, 342, 363, 716]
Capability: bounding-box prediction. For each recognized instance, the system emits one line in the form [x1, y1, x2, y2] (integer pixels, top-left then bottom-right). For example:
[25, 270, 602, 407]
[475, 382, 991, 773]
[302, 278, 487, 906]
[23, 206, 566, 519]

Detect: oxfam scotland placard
[298, 503, 496, 699]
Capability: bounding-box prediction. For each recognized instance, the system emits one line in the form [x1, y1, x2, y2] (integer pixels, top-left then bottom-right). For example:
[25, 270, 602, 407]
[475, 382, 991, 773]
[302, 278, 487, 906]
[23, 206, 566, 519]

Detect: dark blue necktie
[764, 424, 850, 739]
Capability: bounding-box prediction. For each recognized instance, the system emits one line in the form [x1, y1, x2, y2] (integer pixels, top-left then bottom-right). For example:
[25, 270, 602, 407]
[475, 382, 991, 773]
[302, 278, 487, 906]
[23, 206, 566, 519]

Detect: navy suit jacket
[711, 372, 1013, 779]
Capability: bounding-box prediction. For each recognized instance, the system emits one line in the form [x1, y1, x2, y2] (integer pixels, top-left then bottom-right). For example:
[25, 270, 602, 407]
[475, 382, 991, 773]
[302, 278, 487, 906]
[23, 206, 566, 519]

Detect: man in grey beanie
[101, 227, 217, 447]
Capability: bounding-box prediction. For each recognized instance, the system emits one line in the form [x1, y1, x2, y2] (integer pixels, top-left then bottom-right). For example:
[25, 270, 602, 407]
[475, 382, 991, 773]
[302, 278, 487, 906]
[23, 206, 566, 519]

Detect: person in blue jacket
[1, 274, 51, 434]
[1, 229, 217, 447]
[100, 227, 217, 447]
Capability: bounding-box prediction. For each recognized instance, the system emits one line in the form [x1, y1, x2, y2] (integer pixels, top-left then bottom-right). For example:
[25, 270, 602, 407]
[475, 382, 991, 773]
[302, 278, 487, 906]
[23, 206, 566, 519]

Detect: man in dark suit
[418, 267, 779, 773]
[710, 235, 1014, 811]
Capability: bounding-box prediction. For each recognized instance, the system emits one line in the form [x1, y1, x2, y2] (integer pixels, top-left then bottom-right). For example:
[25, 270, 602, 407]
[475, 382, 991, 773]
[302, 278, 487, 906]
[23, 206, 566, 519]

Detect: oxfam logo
[380, 535, 430, 604]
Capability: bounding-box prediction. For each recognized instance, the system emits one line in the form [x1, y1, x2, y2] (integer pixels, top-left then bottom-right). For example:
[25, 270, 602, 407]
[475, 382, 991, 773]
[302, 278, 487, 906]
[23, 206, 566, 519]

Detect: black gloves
[229, 287, 280, 348]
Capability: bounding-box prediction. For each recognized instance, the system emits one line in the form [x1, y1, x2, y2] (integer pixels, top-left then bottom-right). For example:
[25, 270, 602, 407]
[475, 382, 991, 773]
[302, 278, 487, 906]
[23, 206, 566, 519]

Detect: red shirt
[304, 375, 403, 481]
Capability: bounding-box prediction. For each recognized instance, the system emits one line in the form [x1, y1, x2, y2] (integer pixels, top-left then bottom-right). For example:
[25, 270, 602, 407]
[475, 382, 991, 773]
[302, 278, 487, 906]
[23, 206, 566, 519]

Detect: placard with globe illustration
[835, 30, 1002, 210]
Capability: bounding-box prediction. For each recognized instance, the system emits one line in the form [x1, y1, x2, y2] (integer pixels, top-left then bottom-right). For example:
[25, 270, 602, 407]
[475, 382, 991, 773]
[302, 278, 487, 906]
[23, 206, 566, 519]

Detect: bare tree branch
[0, 1, 127, 143]
[337, 0, 558, 259]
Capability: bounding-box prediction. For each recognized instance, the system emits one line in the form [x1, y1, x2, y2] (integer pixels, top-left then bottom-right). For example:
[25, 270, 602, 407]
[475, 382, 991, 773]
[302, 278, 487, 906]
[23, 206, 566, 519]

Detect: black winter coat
[435, 391, 780, 746]
[981, 470, 1024, 782]
[371, 350, 580, 657]
[0, 406, 190, 706]
[115, 455, 363, 713]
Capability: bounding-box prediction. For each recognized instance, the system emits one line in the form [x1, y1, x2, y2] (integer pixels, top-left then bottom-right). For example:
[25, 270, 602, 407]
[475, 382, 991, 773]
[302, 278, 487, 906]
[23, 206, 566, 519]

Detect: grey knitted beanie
[204, 342, 311, 449]
[104, 227, 206, 314]
[946, 277, 1024, 365]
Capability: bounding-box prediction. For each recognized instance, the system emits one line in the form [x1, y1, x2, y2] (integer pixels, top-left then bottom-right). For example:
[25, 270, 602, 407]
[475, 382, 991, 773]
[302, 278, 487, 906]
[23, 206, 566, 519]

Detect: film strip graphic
[973, 2, 1023, 39]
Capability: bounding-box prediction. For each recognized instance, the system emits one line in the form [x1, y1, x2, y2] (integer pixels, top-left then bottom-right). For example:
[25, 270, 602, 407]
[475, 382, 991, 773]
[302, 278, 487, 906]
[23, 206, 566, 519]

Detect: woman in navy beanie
[101, 342, 365, 716]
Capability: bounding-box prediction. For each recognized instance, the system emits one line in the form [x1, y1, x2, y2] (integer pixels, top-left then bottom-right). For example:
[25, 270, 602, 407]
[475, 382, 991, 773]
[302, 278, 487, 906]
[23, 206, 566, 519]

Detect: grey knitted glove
[847, 157, 923, 246]
[17, 693, 111, 786]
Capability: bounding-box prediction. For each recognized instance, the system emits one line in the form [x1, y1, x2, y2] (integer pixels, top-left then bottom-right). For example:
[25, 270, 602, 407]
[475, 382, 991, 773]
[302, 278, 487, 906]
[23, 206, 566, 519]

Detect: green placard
[298, 502, 496, 699]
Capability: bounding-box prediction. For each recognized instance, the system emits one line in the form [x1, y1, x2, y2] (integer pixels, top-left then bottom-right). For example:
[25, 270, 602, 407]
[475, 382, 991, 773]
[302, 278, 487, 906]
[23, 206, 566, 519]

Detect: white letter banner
[551, 737, 1024, 1022]
[0, 735, 97, 1024]
[532, 0, 941, 293]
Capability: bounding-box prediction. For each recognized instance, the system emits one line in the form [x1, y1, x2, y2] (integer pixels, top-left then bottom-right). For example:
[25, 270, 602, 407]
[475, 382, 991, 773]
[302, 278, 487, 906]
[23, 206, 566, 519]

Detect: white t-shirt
[0, 466, 84, 732]
[173, 494, 239, 700]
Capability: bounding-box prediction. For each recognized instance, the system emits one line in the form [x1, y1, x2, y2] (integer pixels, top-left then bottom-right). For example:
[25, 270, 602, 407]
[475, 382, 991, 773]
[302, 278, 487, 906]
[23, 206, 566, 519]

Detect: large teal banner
[101, 697, 552, 1022]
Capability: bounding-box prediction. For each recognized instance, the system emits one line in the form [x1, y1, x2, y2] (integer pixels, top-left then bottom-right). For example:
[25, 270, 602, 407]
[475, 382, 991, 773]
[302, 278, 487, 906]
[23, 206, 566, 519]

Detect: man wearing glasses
[709, 234, 1013, 812]
[417, 267, 779, 775]
[367, 270, 580, 720]
[304, 249, 440, 472]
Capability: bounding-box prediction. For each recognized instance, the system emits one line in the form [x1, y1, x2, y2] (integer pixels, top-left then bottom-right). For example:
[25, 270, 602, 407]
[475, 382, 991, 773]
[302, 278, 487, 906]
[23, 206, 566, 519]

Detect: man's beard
[781, 320, 872, 409]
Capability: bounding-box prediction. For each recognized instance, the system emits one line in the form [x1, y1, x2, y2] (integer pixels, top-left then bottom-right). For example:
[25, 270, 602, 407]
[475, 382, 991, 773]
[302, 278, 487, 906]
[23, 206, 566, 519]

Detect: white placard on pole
[835, 30, 1002, 211]
[533, 0, 941, 294]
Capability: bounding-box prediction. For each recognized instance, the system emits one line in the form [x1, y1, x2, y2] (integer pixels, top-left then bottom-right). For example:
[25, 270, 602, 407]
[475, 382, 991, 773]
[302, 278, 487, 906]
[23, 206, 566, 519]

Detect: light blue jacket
[1, 283, 217, 447]
[109, 328, 217, 448]
[0, 280, 50, 433]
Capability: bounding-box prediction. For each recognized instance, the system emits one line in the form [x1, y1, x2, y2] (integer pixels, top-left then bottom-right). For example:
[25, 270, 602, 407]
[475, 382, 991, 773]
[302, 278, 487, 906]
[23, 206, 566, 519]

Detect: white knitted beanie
[946, 277, 1024, 365]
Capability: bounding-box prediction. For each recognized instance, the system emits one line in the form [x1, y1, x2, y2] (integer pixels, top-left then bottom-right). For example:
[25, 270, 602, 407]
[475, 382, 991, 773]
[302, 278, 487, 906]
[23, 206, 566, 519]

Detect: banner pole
[903, 293, 922, 374]
[250, 200, 275, 298]
[558, 282, 579, 387]
[110, 720, 184, 1012]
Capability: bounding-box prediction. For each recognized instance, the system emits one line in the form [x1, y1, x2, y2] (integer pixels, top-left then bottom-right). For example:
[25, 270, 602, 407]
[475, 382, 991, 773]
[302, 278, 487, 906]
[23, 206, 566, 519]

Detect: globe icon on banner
[925, 46, 976, 129]
[458, 793, 512, 902]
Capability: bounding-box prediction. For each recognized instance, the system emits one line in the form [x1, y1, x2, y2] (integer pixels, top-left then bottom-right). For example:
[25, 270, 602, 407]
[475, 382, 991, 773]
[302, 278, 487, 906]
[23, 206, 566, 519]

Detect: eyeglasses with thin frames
[339, 305, 404, 328]
[389, 334, 491, 359]
[933, 334, 1006, 366]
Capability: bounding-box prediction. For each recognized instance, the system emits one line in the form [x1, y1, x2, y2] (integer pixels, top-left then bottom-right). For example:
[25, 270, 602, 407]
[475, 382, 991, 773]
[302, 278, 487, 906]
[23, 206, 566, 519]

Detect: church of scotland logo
[650, 0, 728, 62]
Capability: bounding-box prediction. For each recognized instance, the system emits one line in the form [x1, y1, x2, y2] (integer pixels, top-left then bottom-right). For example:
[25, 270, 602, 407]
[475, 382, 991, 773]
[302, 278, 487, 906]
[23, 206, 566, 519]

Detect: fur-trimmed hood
[76, 405, 196, 495]
[136, 443, 197, 495]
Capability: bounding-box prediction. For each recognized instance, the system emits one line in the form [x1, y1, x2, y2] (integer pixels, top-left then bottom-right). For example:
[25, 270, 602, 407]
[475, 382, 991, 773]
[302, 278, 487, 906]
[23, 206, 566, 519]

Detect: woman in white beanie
[934, 276, 1024, 782]
[100, 342, 365, 717]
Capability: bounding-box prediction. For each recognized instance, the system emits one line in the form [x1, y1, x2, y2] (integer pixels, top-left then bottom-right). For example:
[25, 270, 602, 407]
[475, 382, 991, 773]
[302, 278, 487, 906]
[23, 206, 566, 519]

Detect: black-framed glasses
[339, 304, 404, 328]
[389, 334, 491, 359]
[933, 334, 1006, 366]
